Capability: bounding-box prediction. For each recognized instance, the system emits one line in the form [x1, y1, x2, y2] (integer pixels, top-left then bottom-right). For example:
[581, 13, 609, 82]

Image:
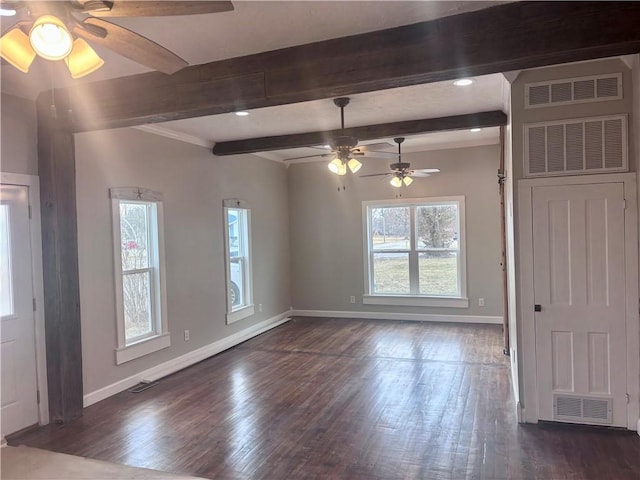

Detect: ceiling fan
[0, 1, 233, 78]
[285, 97, 394, 176]
[360, 137, 440, 187]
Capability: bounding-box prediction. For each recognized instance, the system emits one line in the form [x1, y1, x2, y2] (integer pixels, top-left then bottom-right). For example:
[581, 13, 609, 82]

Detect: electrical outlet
[478, 298, 485, 307]
[184, 330, 190, 341]
[259, 303, 263, 312]
[350, 296, 356, 304]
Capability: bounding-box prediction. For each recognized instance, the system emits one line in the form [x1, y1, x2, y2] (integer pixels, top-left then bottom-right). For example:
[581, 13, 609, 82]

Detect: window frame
[223, 199, 254, 324]
[111, 187, 170, 365]
[362, 196, 468, 308]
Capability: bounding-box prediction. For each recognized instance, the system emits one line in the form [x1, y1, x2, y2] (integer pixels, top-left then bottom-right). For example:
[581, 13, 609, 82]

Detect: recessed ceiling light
[470, 128, 482, 132]
[453, 78, 474, 87]
[235, 111, 249, 116]
[0, 7, 17, 16]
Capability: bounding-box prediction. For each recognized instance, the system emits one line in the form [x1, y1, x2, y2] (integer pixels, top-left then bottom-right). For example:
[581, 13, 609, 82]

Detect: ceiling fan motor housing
[390, 162, 411, 171]
[331, 135, 359, 150]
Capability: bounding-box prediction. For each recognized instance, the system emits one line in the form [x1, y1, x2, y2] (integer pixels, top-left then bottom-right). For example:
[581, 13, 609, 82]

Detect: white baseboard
[290, 309, 502, 325]
[84, 312, 291, 407]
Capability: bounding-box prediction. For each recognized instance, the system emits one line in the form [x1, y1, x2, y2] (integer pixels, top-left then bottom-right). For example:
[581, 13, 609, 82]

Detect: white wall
[288, 144, 504, 320]
[75, 128, 291, 395]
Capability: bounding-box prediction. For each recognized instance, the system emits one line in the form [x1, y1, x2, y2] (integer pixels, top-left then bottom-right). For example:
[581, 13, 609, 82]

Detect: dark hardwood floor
[9, 317, 640, 479]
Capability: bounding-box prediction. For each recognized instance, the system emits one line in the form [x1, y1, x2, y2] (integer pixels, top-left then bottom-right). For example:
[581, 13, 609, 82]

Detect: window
[224, 199, 254, 323]
[111, 187, 169, 364]
[362, 196, 468, 308]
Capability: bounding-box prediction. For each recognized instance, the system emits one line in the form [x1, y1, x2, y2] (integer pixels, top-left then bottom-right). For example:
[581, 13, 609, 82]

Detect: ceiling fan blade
[85, 1, 234, 17]
[284, 153, 333, 161]
[360, 151, 397, 158]
[359, 173, 391, 178]
[413, 168, 441, 174]
[410, 172, 432, 178]
[357, 142, 394, 152]
[74, 18, 187, 74]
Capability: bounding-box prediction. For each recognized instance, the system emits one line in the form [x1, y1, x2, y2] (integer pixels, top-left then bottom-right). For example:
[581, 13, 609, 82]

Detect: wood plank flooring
[9, 318, 640, 479]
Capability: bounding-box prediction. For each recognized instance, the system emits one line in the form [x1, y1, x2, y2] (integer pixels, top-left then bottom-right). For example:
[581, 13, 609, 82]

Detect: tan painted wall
[0, 94, 38, 176]
[288, 144, 504, 318]
[75, 127, 291, 394]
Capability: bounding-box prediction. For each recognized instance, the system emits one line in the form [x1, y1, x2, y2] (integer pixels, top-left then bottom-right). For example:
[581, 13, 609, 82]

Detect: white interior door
[0, 184, 39, 435]
[533, 182, 627, 427]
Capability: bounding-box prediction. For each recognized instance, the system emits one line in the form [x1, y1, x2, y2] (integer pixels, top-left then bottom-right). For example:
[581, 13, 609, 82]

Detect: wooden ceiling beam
[41, 1, 640, 132]
[212, 111, 507, 156]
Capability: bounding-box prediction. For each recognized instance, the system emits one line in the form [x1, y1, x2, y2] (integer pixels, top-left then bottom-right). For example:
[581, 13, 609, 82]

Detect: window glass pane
[419, 251, 459, 296]
[370, 207, 410, 250]
[0, 205, 13, 317]
[416, 204, 459, 249]
[229, 257, 244, 307]
[123, 271, 153, 342]
[227, 207, 250, 312]
[373, 252, 410, 294]
[120, 202, 149, 271]
[227, 209, 240, 258]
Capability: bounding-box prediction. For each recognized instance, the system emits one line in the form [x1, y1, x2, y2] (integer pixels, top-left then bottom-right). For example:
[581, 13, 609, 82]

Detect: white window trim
[361, 196, 468, 308]
[110, 187, 170, 364]
[223, 199, 254, 324]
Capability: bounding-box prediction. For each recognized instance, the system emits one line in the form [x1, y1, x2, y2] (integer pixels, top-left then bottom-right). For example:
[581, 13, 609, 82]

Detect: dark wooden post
[36, 96, 84, 423]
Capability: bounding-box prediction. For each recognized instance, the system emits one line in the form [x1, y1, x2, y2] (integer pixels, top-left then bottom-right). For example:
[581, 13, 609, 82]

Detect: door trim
[0, 173, 49, 427]
[518, 173, 639, 430]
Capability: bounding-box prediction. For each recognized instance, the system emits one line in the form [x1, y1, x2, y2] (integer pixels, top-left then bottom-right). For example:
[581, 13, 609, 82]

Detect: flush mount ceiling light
[470, 128, 482, 132]
[453, 78, 474, 86]
[235, 111, 250, 116]
[0, 1, 234, 79]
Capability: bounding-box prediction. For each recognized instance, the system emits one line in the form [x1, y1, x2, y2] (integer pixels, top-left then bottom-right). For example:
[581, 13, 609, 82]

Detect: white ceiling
[1, 1, 510, 158]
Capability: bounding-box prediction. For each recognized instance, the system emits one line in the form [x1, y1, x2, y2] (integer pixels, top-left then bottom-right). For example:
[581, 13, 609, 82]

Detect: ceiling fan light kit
[65, 38, 104, 79]
[0, 26, 36, 72]
[29, 15, 73, 60]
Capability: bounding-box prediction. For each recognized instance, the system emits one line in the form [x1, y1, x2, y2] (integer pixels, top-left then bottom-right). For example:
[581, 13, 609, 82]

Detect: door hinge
[622, 199, 626, 210]
[32, 298, 36, 312]
[36, 390, 40, 404]
[28, 205, 32, 219]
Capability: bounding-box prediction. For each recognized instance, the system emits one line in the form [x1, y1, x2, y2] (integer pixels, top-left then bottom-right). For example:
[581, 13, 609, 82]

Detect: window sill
[226, 304, 255, 325]
[362, 295, 469, 308]
[115, 333, 171, 365]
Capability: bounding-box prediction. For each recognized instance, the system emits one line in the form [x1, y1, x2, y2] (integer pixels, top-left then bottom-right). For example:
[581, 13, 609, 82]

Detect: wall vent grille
[524, 115, 627, 177]
[553, 394, 612, 424]
[525, 73, 622, 108]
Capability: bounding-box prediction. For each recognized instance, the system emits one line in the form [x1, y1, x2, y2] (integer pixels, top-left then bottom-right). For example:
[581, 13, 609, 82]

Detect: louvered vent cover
[553, 394, 612, 424]
[526, 73, 622, 108]
[524, 115, 627, 177]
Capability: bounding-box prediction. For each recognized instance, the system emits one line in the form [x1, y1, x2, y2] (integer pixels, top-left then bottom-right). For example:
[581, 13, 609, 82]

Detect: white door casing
[518, 173, 639, 430]
[0, 184, 39, 435]
[533, 182, 626, 426]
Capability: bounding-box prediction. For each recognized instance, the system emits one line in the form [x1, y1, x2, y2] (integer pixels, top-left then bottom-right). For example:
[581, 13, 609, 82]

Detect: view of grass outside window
[367, 198, 462, 297]
[119, 201, 156, 343]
